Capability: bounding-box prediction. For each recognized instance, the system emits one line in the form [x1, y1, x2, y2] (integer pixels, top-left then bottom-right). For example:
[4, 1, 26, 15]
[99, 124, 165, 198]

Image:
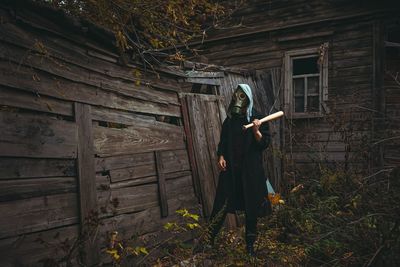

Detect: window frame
[284, 46, 329, 118]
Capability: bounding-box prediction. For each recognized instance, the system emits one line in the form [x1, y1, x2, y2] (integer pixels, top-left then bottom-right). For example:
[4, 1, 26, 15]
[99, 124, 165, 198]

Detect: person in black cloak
[206, 84, 272, 256]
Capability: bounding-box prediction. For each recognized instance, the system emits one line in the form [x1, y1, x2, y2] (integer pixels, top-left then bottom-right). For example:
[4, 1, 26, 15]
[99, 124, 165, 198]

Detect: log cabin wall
[0, 1, 198, 266]
[381, 19, 400, 170]
[194, 0, 400, 187]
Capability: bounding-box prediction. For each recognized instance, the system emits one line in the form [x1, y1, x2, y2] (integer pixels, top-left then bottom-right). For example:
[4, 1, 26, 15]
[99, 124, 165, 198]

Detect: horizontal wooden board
[0, 193, 79, 239]
[290, 142, 350, 153]
[95, 152, 154, 172]
[110, 164, 156, 183]
[0, 86, 73, 116]
[98, 193, 198, 251]
[0, 224, 79, 267]
[286, 131, 369, 143]
[95, 149, 190, 175]
[98, 175, 194, 217]
[186, 77, 221, 85]
[0, 158, 76, 179]
[93, 125, 185, 157]
[0, 111, 77, 158]
[97, 170, 192, 191]
[288, 151, 361, 163]
[0, 40, 180, 107]
[161, 149, 191, 173]
[0, 21, 182, 92]
[0, 61, 181, 117]
[97, 150, 190, 184]
[0, 177, 77, 201]
[91, 106, 156, 126]
[97, 183, 159, 216]
[185, 71, 224, 78]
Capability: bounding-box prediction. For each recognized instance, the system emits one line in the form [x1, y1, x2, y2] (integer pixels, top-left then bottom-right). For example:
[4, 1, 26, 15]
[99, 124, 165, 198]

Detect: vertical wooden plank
[155, 151, 169, 217]
[179, 95, 202, 201]
[188, 95, 216, 217]
[74, 103, 99, 265]
[181, 92, 237, 228]
[202, 99, 221, 188]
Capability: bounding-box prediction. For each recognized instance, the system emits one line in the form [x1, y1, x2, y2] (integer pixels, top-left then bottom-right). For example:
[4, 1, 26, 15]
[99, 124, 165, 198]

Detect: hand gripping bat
[242, 111, 284, 130]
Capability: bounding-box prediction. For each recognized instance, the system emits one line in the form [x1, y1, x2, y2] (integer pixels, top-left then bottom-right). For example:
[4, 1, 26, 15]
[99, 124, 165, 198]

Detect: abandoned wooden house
[0, 1, 277, 266]
[1, 0, 399, 266]
[187, 0, 400, 184]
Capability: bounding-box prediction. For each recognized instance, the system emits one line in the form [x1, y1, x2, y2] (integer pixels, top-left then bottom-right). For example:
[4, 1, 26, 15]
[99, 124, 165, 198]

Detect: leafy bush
[153, 167, 399, 266]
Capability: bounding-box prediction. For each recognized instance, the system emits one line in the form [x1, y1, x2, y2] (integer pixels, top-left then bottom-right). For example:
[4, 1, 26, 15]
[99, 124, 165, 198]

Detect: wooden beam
[185, 77, 221, 85]
[159, 9, 391, 49]
[185, 71, 225, 78]
[74, 103, 99, 266]
[155, 151, 169, 217]
[277, 31, 334, 42]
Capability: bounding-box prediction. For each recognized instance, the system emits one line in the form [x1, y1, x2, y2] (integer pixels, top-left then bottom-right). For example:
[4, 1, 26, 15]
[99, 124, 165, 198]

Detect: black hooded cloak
[212, 109, 272, 220]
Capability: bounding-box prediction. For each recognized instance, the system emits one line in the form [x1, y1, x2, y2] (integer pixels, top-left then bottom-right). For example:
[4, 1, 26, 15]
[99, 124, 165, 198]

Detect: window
[284, 46, 328, 118]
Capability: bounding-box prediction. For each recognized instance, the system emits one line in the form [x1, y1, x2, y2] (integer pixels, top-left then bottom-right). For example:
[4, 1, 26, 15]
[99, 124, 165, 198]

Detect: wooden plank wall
[196, 0, 400, 182]
[382, 20, 400, 168]
[0, 3, 198, 266]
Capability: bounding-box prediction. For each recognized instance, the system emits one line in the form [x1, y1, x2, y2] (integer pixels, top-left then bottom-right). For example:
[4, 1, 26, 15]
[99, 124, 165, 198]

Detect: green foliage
[273, 166, 400, 266]
[176, 208, 200, 221]
[155, 167, 400, 266]
[104, 231, 149, 265]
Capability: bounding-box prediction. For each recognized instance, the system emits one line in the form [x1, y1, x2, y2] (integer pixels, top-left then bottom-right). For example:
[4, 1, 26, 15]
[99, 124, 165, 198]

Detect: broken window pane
[293, 56, 319, 75]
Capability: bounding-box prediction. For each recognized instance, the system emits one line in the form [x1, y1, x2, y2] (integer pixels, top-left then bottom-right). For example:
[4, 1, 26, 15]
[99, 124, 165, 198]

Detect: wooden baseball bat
[242, 111, 284, 130]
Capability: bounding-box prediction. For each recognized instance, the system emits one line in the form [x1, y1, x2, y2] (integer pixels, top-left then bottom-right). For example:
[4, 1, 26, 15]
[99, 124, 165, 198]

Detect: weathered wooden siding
[0, 2, 198, 266]
[382, 20, 400, 169]
[196, 0, 399, 184]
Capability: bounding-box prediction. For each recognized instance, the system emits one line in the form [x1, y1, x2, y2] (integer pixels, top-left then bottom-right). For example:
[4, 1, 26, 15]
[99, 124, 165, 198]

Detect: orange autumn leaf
[267, 193, 283, 205]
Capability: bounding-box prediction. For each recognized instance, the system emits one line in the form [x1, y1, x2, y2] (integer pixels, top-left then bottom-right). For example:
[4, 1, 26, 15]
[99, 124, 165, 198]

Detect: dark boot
[245, 216, 257, 257]
[245, 233, 256, 257]
[246, 243, 255, 257]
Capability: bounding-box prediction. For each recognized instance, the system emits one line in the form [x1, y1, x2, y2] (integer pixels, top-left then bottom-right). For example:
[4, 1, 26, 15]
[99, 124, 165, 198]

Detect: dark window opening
[293, 56, 319, 75]
[292, 55, 321, 113]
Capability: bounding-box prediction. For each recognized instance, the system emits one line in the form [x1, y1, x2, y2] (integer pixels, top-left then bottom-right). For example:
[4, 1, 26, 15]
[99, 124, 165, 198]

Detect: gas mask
[230, 87, 249, 116]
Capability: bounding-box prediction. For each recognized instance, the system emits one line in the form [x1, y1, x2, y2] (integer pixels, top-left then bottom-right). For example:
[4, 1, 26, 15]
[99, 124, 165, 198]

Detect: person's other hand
[252, 119, 261, 134]
[218, 155, 227, 171]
